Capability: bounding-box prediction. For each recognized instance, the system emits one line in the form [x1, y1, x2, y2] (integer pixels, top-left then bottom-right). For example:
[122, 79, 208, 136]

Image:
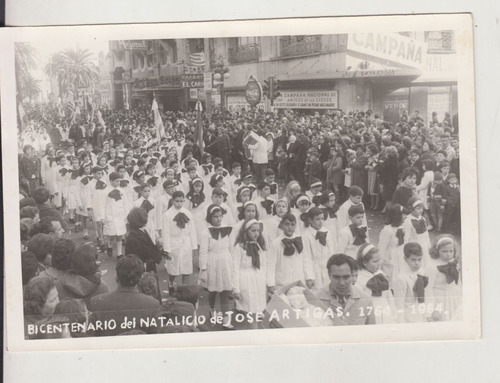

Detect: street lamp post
[213, 61, 230, 109]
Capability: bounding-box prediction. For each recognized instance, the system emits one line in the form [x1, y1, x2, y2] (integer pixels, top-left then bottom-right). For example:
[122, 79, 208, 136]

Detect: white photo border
[1, 13, 480, 352]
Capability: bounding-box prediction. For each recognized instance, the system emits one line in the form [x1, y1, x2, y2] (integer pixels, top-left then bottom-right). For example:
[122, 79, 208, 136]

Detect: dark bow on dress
[188, 193, 205, 208]
[315, 231, 327, 246]
[80, 175, 93, 185]
[350, 224, 368, 246]
[269, 183, 278, 195]
[282, 237, 303, 256]
[261, 199, 274, 215]
[173, 212, 190, 229]
[96, 180, 107, 190]
[366, 273, 389, 297]
[413, 274, 429, 303]
[246, 242, 261, 269]
[322, 206, 338, 219]
[437, 261, 460, 285]
[108, 189, 121, 201]
[202, 164, 213, 176]
[396, 228, 405, 246]
[141, 199, 154, 214]
[411, 218, 427, 234]
[59, 168, 70, 176]
[209, 226, 232, 240]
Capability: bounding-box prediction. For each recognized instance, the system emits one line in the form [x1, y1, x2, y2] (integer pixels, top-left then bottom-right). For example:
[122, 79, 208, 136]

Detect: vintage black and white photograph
[1, 14, 480, 351]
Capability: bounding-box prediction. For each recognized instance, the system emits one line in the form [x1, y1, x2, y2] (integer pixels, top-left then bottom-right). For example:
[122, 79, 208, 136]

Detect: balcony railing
[228, 43, 260, 64]
[279, 36, 321, 58]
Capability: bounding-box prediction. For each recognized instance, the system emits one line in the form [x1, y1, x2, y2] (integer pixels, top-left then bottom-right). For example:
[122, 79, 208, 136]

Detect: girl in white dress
[162, 191, 198, 293]
[283, 180, 302, 215]
[233, 186, 253, 223]
[425, 236, 462, 321]
[89, 166, 109, 250]
[133, 184, 161, 244]
[292, 194, 311, 235]
[104, 172, 131, 259]
[403, 197, 431, 269]
[416, 160, 435, 230]
[185, 177, 209, 235]
[302, 207, 336, 290]
[77, 162, 93, 239]
[231, 200, 259, 246]
[318, 190, 339, 242]
[393, 242, 428, 323]
[267, 213, 314, 290]
[355, 243, 397, 324]
[232, 219, 269, 327]
[199, 204, 234, 328]
[66, 157, 82, 225]
[40, 145, 58, 202]
[263, 199, 289, 248]
[378, 204, 409, 286]
[54, 155, 70, 211]
[254, 182, 274, 222]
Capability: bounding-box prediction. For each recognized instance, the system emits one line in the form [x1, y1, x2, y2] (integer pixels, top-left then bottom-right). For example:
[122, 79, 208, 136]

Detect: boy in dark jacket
[443, 173, 460, 234]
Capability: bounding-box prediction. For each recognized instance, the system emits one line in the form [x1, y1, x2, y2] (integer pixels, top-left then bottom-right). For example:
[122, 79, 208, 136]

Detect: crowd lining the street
[18, 102, 462, 338]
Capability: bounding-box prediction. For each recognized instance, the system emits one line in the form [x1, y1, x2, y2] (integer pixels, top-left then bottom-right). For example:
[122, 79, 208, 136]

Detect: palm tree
[14, 42, 38, 101]
[46, 48, 99, 97]
[19, 73, 42, 101]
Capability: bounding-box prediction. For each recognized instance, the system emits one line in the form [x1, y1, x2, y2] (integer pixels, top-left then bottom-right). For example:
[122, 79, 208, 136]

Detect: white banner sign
[273, 91, 338, 109]
[347, 33, 427, 69]
[226, 95, 264, 110]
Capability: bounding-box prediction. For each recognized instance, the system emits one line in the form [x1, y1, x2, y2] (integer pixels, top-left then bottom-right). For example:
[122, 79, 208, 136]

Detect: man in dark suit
[90, 255, 161, 336]
[19, 145, 41, 195]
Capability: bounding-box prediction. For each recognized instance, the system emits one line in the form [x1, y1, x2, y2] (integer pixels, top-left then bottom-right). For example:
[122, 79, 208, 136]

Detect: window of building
[188, 38, 204, 54]
[279, 35, 321, 57]
[238, 36, 259, 46]
[426, 31, 455, 52]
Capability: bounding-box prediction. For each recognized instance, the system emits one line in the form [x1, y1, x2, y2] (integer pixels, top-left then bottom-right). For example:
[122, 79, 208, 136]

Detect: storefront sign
[423, 54, 457, 73]
[185, 66, 204, 74]
[181, 74, 204, 88]
[227, 95, 264, 110]
[159, 75, 182, 88]
[188, 88, 206, 100]
[273, 90, 338, 109]
[347, 33, 427, 69]
[133, 78, 159, 90]
[384, 100, 408, 110]
[118, 40, 148, 50]
[244, 78, 263, 106]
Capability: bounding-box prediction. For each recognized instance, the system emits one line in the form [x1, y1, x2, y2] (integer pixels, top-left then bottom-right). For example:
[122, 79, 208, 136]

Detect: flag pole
[196, 101, 204, 155]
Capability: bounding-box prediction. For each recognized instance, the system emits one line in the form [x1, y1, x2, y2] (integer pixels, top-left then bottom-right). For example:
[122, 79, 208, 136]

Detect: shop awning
[278, 68, 422, 83]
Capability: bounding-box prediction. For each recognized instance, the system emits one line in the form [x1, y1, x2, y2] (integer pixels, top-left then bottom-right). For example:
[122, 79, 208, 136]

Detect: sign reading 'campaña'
[347, 33, 428, 69]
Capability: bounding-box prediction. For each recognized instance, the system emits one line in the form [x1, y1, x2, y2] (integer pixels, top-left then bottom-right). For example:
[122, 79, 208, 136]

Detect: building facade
[109, 32, 458, 123]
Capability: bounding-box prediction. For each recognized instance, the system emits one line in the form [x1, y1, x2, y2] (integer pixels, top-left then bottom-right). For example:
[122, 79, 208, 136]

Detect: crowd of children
[18, 103, 463, 337]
